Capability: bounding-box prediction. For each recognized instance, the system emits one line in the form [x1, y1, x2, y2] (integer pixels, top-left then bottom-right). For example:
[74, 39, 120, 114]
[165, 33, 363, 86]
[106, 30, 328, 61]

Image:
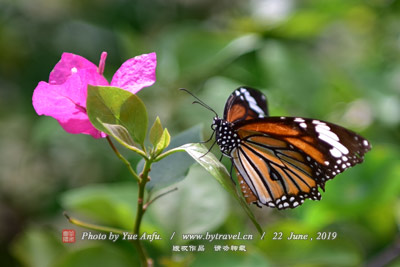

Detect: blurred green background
[1, 0, 400, 266]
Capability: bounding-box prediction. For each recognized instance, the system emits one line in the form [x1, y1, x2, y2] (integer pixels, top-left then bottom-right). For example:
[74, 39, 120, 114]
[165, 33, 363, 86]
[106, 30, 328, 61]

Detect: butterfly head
[212, 117, 241, 155]
[211, 116, 221, 127]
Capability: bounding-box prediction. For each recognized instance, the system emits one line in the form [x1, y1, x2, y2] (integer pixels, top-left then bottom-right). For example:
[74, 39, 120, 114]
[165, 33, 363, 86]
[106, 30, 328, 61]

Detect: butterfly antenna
[180, 88, 218, 117]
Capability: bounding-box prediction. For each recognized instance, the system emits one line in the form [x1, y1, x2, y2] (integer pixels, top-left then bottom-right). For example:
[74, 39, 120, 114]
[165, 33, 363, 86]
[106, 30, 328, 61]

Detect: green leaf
[60, 182, 137, 230]
[53, 244, 137, 267]
[146, 165, 229, 242]
[192, 249, 270, 267]
[149, 117, 163, 147]
[11, 228, 66, 267]
[86, 85, 148, 145]
[154, 128, 171, 155]
[99, 122, 145, 156]
[102, 122, 135, 146]
[180, 143, 263, 235]
[138, 125, 202, 190]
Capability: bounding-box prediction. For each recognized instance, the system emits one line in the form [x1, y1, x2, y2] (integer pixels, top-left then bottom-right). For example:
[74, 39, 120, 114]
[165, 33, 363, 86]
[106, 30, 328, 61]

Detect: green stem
[106, 136, 141, 182]
[132, 159, 152, 266]
[119, 141, 148, 158]
[154, 147, 186, 162]
[143, 187, 178, 210]
[64, 212, 127, 235]
[106, 136, 155, 266]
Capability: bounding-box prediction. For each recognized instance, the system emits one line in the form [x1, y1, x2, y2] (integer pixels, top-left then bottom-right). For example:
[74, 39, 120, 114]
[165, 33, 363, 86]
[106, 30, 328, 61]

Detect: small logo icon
[62, 229, 76, 243]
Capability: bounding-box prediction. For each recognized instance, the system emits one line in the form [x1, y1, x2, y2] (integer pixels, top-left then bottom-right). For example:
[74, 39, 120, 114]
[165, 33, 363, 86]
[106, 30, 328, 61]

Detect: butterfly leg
[228, 161, 237, 185]
[199, 139, 217, 158]
[218, 153, 236, 185]
[221, 154, 237, 185]
[199, 129, 215, 144]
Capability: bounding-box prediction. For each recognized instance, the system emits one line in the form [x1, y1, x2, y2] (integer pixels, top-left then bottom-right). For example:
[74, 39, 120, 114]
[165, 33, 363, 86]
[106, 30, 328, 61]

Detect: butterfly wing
[231, 116, 371, 209]
[223, 87, 269, 123]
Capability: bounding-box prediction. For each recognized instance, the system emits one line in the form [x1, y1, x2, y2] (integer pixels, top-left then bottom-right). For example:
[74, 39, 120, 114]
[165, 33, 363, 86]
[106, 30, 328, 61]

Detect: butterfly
[186, 87, 371, 210]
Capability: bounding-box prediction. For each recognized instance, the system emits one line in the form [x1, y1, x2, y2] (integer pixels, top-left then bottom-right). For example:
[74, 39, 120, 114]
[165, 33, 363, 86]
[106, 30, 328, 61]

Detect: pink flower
[32, 52, 157, 138]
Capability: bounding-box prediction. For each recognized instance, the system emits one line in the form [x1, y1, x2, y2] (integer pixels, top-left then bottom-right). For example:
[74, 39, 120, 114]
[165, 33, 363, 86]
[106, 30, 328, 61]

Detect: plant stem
[154, 146, 186, 162]
[132, 158, 152, 267]
[106, 136, 158, 266]
[143, 187, 178, 210]
[106, 136, 141, 182]
[64, 212, 127, 235]
[107, 136, 152, 266]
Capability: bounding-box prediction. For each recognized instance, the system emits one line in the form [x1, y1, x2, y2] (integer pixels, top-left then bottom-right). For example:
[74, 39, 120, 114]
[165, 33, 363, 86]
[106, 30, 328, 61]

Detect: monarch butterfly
[184, 87, 371, 210]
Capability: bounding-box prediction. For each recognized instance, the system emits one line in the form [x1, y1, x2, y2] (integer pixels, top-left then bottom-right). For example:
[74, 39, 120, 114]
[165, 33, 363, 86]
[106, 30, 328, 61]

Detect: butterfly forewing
[236, 117, 371, 172]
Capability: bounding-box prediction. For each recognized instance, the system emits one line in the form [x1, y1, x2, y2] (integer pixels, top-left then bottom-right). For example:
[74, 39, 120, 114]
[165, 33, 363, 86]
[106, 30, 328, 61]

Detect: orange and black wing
[223, 87, 268, 123]
[231, 116, 371, 210]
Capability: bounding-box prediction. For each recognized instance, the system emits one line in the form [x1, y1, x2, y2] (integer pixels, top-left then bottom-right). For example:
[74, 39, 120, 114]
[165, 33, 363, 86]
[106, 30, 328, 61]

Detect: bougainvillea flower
[32, 52, 157, 138]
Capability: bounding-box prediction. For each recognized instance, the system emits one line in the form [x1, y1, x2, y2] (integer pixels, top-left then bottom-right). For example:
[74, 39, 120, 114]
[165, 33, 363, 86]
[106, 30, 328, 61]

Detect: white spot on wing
[318, 134, 349, 155]
[316, 124, 331, 131]
[313, 120, 348, 157]
[329, 147, 342, 158]
[239, 88, 266, 117]
[317, 127, 339, 141]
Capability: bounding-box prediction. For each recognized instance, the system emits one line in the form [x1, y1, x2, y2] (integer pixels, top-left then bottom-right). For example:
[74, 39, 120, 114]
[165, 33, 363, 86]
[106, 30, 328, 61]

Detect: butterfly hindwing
[231, 132, 321, 209]
[230, 116, 370, 209]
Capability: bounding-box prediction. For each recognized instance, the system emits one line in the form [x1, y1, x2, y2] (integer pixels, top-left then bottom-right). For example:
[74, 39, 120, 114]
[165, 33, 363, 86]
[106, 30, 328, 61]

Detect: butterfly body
[212, 118, 241, 156]
[212, 87, 371, 210]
